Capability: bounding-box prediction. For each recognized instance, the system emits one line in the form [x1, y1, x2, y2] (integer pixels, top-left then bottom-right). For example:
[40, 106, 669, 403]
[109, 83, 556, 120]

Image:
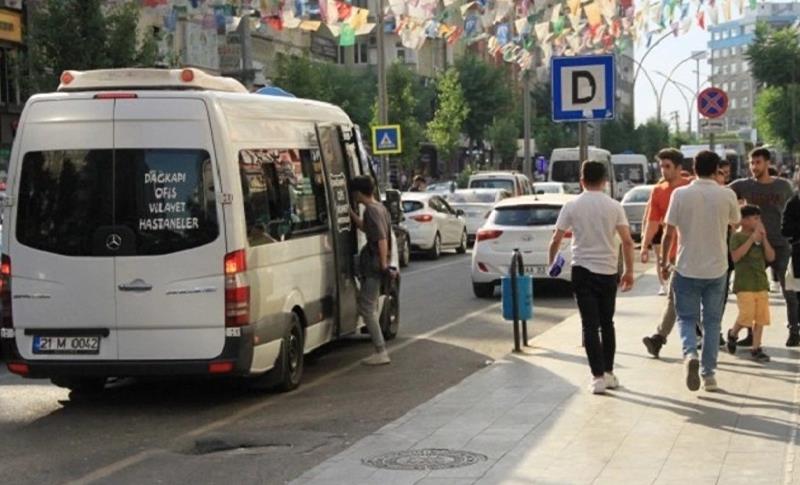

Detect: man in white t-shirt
[549, 161, 636, 395]
[661, 150, 741, 392]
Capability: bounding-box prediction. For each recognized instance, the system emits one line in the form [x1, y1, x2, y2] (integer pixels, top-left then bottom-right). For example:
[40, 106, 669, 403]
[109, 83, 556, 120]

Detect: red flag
[336, 0, 352, 21]
[264, 16, 283, 31]
[697, 11, 706, 29]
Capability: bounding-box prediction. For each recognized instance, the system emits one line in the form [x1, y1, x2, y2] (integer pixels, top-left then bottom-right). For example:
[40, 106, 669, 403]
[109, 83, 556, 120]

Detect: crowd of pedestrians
[549, 147, 800, 394]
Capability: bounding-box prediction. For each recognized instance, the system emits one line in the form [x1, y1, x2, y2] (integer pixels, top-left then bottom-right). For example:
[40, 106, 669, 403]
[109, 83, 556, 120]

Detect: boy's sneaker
[604, 372, 619, 389]
[658, 285, 667, 296]
[685, 357, 701, 391]
[787, 331, 800, 347]
[642, 334, 665, 358]
[702, 375, 719, 392]
[590, 377, 606, 395]
[751, 348, 771, 363]
[362, 350, 391, 366]
[726, 330, 737, 355]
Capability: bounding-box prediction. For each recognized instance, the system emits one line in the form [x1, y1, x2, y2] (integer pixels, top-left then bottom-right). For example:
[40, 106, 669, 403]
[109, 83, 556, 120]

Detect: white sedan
[445, 188, 511, 243]
[402, 192, 468, 259]
[471, 194, 576, 298]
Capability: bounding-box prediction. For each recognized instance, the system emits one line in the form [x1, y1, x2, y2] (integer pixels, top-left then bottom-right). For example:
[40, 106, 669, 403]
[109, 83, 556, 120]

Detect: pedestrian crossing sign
[371, 125, 402, 155]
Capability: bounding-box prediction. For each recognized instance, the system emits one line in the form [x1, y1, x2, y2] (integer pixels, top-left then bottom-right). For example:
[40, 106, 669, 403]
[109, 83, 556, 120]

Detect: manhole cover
[362, 449, 488, 471]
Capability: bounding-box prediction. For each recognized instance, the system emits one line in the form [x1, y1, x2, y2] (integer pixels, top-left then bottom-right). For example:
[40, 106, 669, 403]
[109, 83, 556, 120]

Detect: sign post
[697, 87, 729, 151]
[551, 55, 615, 164]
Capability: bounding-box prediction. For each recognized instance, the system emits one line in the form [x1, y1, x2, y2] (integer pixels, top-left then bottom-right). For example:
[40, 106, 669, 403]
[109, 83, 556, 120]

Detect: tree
[487, 117, 518, 167]
[27, 1, 156, 94]
[600, 113, 638, 154]
[754, 85, 800, 150]
[635, 119, 670, 164]
[426, 68, 469, 165]
[372, 63, 424, 169]
[455, 56, 513, 144]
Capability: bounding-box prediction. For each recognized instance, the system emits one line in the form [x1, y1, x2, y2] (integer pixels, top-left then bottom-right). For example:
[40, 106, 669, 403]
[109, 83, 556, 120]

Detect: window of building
[731, 63, 737, 74]
[337, 46, 346, 64]
[742, 96, 750, 106]
[239, 148, 328, 246]
[396, 42, 406, 63]
[353, 42, 368, 64]
[731, 98, 738, 109]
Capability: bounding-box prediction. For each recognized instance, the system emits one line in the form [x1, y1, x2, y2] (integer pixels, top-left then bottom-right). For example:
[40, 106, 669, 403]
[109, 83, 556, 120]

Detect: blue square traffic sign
[372, 125, 403, 155]
[551, 55, 615, 123]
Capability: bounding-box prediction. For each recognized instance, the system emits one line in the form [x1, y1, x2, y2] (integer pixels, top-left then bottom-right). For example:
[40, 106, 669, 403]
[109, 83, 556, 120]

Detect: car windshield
[448, 192, 498, 204]
[623, 187, 652, 203]
[493, 205, 561, 226]
[469, 179, 514, 191]
[614, 163, 646, 183]
[402, 200, 424, 213]
[551, 160, 580, 183]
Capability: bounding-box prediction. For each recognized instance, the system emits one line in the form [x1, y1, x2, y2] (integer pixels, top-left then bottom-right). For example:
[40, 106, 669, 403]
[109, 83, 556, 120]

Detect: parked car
[382, 191, 411, 268]
[426, 181, 457, 194]
[402, 192, 468, 259]
[471, 194, 577, 298]
[532, 182, 566, 195]
[446, 189, 512, 244]
[467, 171, 532, 197]
[621, 185, 654, 243]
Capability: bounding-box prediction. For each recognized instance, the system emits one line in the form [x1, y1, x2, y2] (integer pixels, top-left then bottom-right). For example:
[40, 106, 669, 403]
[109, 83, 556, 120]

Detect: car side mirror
[383, 188, 403, 224]
[456, 209, 465, 217]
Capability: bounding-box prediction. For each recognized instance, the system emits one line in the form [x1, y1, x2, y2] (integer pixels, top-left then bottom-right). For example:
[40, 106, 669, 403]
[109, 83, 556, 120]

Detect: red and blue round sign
[698, 87, 729, 119]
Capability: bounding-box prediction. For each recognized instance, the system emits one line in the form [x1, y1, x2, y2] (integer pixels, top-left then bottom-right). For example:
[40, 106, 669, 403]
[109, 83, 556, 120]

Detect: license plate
[33, 336, 101, 355]
[524, 265, 548, 276]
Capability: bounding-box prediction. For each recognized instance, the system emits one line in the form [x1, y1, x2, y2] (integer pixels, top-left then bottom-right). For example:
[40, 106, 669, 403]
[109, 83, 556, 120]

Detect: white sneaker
[658, 285, 667, 296]
[770, 281, 781, 293]
[604, 372, 619, 389]
[702, 375, 719, 392]
[362, 350, 391, 366]
[590, 376, 606, 394]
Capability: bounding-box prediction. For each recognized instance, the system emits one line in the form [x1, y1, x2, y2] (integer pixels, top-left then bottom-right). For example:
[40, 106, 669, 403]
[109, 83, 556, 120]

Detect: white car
[446, 189, 511, 243]
[402, 192, 468, 259]
[532, 182, 566, 195]
[471, 194, 576, 298]
[468, 171, 532, 197]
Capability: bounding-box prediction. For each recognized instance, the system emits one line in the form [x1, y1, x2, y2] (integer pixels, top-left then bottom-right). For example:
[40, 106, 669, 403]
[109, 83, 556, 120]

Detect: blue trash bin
[501, 274, 533, 321]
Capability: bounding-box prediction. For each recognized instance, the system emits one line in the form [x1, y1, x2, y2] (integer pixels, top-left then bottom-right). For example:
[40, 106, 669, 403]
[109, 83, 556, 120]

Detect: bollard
[502, 249, 533, 352]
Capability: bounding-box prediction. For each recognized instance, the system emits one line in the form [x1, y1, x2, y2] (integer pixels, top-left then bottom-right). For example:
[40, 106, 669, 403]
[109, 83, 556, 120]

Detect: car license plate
[33, 336, 101, 355]
[524, 265, 548, 276]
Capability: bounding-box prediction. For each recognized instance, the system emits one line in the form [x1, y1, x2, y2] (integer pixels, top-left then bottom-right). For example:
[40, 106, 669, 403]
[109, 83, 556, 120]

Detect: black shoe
[643, 335, 664, 358]
[751, 348, 771, 363]
[787, 332, 800, 347]
[738, 332, 753, 347]
[726, 330, 737, 355]
[719, 333, 726, 348]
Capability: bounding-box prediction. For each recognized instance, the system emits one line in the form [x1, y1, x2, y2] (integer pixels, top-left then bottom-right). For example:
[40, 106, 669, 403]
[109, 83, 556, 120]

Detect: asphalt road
[0, 250, 627, 485]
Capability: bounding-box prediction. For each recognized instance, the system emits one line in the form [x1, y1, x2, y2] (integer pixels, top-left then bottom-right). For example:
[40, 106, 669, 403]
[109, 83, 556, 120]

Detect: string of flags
[139, 0, 761, 71]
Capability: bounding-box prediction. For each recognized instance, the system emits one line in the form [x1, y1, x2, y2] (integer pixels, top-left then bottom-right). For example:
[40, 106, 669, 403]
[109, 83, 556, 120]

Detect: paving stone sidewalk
[293, 272, 800, 485]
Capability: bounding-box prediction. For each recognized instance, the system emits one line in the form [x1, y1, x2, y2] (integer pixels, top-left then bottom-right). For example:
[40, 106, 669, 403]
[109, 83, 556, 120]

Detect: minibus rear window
[551, 160, 581, 183]
[16, 149, 218, 256]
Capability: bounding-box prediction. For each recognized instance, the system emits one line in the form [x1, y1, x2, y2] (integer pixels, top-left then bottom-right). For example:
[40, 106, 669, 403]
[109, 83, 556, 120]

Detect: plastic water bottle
[549, 252, 566, 278]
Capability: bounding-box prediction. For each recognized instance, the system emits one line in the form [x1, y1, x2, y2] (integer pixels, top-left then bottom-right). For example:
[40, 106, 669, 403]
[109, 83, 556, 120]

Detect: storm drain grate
[362, 449, 488, 471]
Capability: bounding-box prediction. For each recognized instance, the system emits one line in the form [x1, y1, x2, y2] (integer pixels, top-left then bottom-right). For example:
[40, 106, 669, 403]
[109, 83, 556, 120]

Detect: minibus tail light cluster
[224, 250, 250, 327]
[1, 254, 12, 329]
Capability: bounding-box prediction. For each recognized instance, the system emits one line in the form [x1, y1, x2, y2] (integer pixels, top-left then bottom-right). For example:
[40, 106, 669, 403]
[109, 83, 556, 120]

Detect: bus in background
[611, 153, 648, 200]
[548, 146, 615, 198]
[680, 144, 743, 180]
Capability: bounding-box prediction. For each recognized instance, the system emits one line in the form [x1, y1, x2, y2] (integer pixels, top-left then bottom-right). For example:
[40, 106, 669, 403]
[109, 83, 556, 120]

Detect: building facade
[708, 2, 800, 138]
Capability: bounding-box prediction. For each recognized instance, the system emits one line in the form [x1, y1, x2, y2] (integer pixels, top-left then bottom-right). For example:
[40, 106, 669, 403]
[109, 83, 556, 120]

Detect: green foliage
[27, 0, 156, 94]
[272, 54, 376, 128]
[455, 56, 513, 143]
[456, 164, 476, 188]
[426, 68, 469, 164]
[755, 85, 800, 150]
[532, 117, 573, 158]
[635, 119, 670, 163]
[747, 23, 800, 88]
[487, 117, 518, 166]
[600, 113, 637, 154]
[372, 63, 424, 169]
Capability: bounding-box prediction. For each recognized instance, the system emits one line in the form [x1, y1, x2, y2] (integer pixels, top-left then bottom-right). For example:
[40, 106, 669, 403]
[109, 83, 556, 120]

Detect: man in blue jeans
[660, 150, 740, 392]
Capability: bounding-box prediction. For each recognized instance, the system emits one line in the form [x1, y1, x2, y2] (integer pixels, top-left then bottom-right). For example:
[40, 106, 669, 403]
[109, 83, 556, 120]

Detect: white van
[0, 68, 400, 393]
[548, 147, 615, 198]
[611, 153, 648, 200]
[467, 171, 532, 197]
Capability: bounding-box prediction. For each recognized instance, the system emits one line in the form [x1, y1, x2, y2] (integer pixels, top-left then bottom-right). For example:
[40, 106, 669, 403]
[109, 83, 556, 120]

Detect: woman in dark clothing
[781, 173, 800, 298]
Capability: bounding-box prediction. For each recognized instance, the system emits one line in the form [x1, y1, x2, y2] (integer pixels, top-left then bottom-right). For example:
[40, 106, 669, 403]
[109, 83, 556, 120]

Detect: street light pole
[376, 0, 389, 188]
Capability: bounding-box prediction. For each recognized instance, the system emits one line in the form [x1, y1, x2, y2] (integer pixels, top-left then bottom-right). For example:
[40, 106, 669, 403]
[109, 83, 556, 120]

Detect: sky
[632, 1, 717, 133]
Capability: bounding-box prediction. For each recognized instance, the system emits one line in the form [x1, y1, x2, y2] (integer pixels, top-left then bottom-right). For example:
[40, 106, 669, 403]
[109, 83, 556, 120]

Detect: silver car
[621, 185, 654, 242]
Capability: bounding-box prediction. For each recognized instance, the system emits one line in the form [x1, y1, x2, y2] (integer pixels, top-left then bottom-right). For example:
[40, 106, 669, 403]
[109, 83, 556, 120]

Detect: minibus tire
[51, 377, 106, 395]
[456, 230, 467, 254]
[380, 289, 400, 341]
[276, 313, 305, 392]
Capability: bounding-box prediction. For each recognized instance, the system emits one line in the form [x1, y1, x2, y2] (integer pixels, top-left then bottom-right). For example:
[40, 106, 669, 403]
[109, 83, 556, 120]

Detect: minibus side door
[316, 124, 359, 337]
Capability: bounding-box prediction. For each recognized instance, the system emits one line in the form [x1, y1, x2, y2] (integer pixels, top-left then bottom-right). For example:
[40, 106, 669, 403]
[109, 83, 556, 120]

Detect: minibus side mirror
[383, 189, 403, 225]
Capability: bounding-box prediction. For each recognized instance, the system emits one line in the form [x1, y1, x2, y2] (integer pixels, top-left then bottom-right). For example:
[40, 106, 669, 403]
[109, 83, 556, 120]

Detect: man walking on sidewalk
[661, 151, 740, 392]
[641, 148, 689, 358]
[729, 148, 797, 346]
[549, 161, 635, 395]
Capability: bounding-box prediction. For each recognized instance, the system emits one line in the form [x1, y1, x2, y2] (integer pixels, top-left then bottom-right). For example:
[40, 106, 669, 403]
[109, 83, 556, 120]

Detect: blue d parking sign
[551, 55, 615, 122]
[372, 125, 402, 155]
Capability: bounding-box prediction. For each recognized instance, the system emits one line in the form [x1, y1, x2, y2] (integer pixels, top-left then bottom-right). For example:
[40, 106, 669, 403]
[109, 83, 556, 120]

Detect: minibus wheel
[380, 289, 399, 341]
[276, 313, 304, 392]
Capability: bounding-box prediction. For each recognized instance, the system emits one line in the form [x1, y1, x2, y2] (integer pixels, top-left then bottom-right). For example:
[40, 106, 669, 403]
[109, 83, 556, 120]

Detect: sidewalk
[292, 271, 800, 485]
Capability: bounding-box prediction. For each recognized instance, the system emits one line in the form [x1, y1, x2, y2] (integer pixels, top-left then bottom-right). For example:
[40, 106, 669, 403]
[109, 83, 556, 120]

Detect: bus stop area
[294, 270, 800, 485]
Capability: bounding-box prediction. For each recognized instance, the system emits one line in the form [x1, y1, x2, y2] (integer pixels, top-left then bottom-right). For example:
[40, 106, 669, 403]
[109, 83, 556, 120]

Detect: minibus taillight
[0, 254, 12, 329]
[94, 92, 138, 99]
[224, 250, 250, 327]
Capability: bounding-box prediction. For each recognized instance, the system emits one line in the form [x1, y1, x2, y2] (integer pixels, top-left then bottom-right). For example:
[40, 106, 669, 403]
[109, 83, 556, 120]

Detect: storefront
[0, 3, 23, 185]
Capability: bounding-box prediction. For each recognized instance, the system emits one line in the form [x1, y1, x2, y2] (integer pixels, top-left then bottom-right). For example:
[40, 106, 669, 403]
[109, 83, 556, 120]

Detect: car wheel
[428, 233, 441, 260]
[456, 230, 467, 254]
[472, 282, 495, 298]
[400, 235, 410, 268]
[380, 287, 400, 341]
[276, 313, 305, 392]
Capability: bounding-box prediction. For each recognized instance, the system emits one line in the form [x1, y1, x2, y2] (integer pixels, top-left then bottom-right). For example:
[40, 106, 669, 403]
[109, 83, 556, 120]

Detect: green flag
[340, 24, 356, 46]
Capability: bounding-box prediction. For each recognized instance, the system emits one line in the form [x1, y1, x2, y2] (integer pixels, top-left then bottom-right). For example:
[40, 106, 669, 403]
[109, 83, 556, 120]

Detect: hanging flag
[534, 21, 550, 42]
[336, 0, 352, 21]
[723, 0, 732, 20]
[697, 10, 706, 28]
[348, 7, 369, 30]
[568, 0, 582, 15]
[339, 23, 356, 45]
[749, 0, 757, 9]
[496, 23, 511, 45]
[584, 2, 603, 28]
[447, 26, 463, 44]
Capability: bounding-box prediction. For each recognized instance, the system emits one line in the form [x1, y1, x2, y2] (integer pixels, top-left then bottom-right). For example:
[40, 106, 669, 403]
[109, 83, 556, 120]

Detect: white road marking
[63, 301, 503, 485]
[402, 256, 470, 278]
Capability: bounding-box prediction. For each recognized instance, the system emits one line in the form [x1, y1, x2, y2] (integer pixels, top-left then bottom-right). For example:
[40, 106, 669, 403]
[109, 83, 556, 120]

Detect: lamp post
[657, 51, 708, 123]
[691, 50, 709, 136]
[655, 72, 710, 135]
